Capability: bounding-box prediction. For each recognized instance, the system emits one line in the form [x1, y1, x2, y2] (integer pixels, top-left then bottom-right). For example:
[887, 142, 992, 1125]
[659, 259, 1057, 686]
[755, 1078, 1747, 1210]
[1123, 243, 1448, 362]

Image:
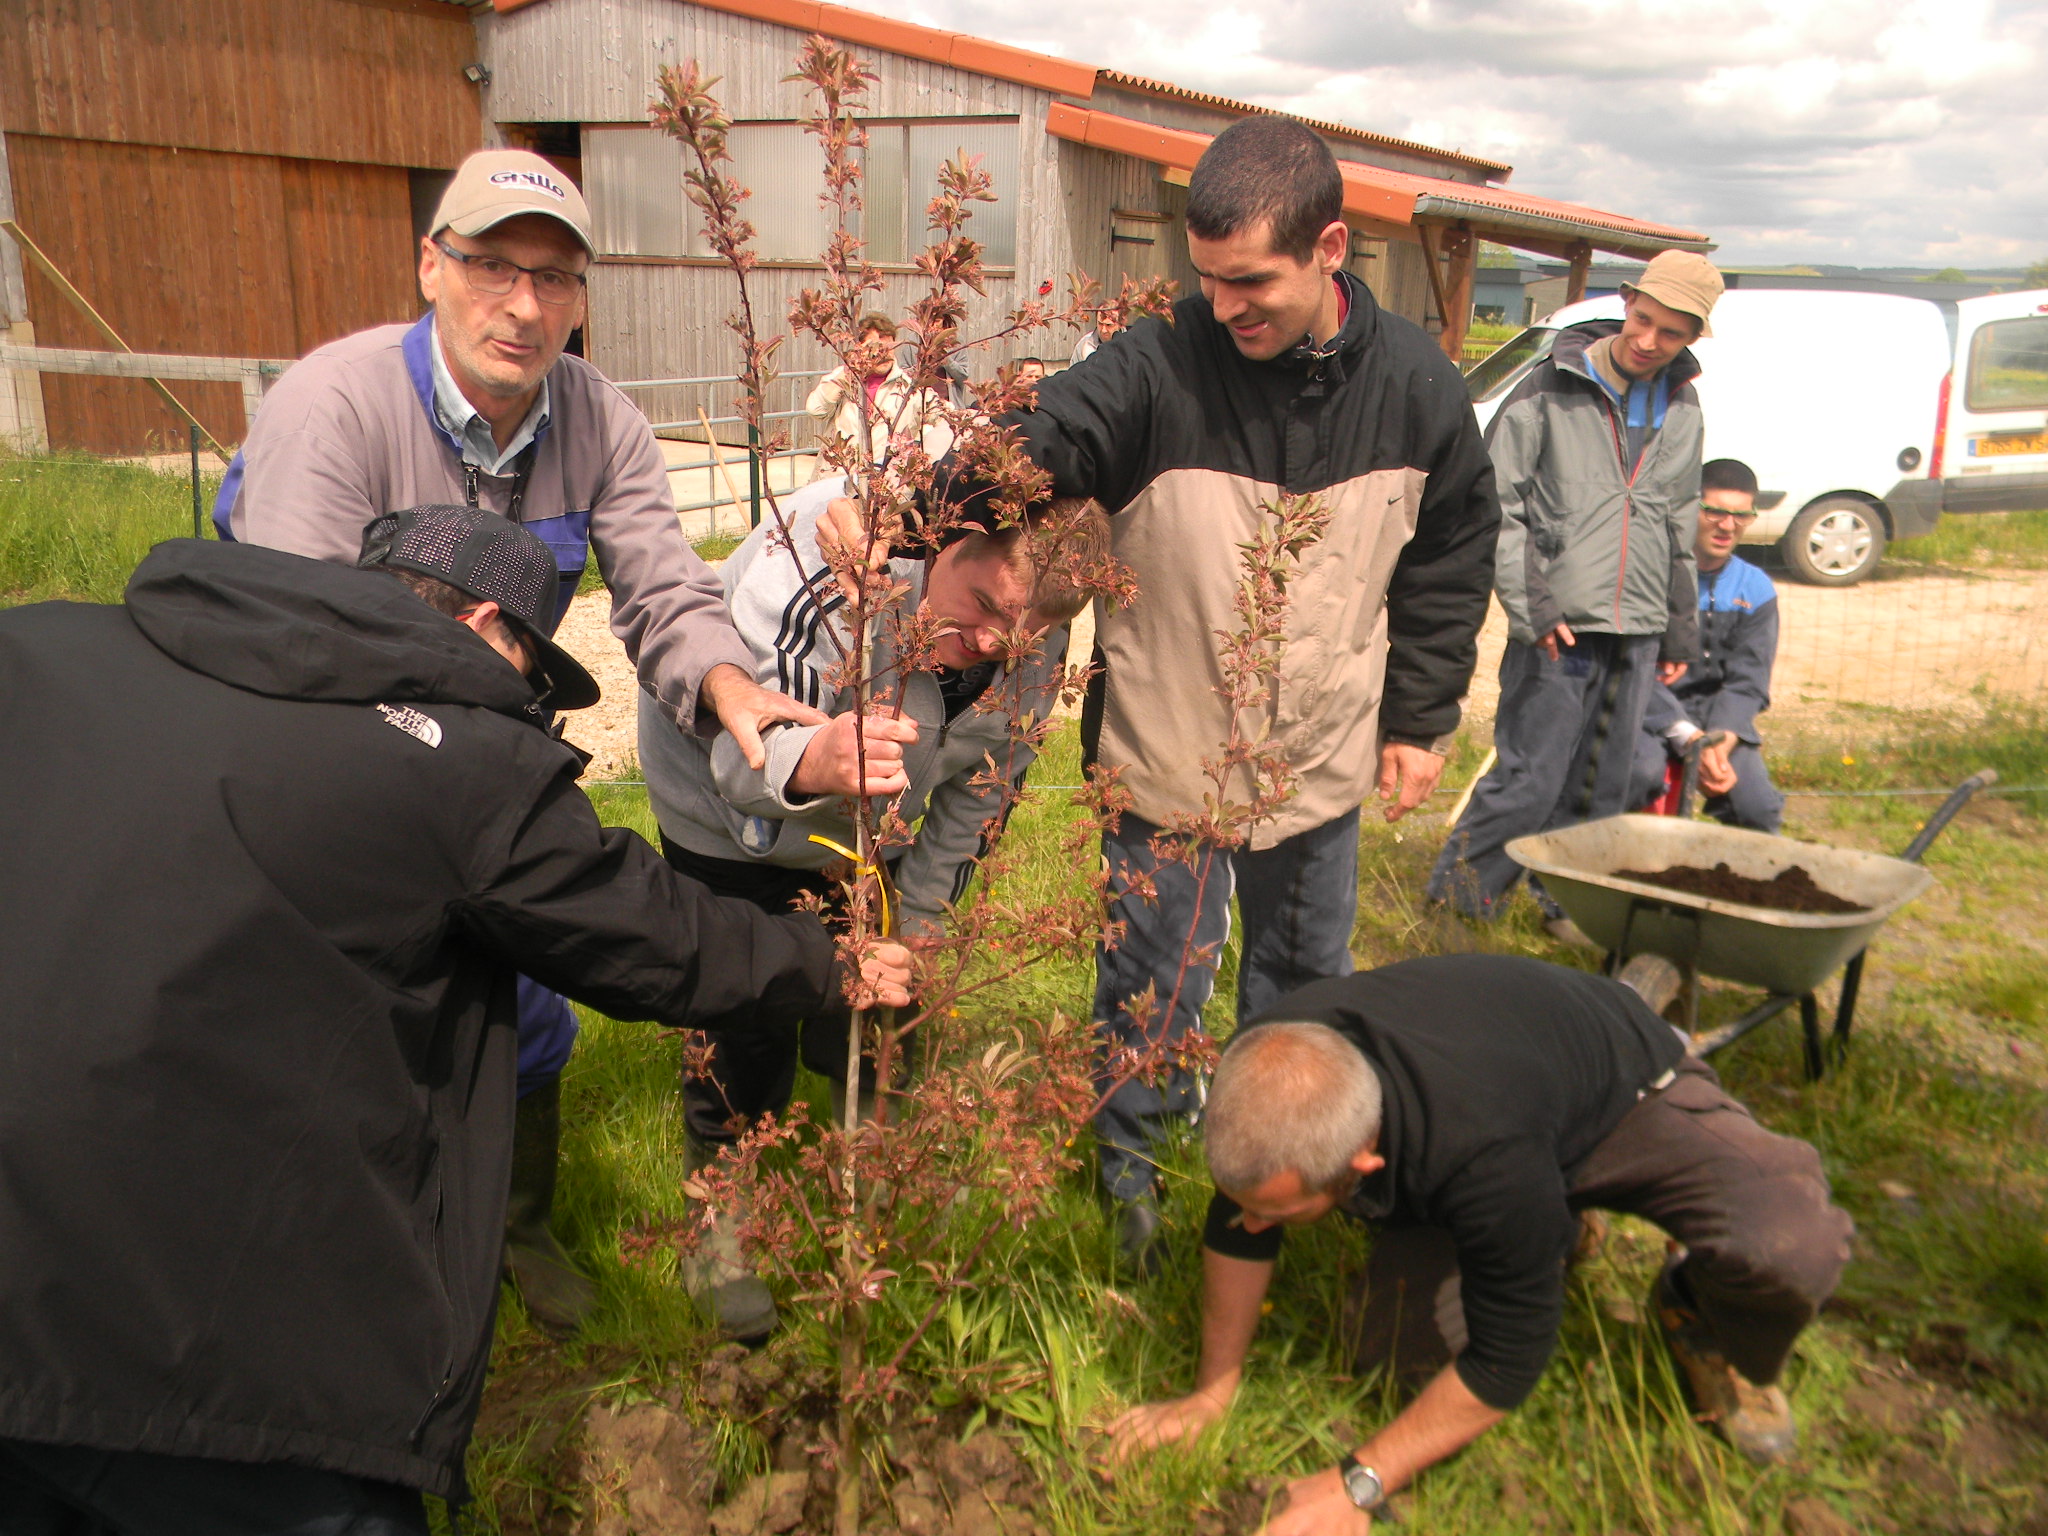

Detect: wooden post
[1439, 222, 1475, 364]
[1566, 241, 1593, 305]
[1416, 224, 1453, 342]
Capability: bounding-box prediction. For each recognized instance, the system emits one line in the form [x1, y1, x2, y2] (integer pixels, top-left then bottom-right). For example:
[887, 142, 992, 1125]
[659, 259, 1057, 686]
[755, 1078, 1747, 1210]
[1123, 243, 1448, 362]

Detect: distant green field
[1892, 507, 2048, 569]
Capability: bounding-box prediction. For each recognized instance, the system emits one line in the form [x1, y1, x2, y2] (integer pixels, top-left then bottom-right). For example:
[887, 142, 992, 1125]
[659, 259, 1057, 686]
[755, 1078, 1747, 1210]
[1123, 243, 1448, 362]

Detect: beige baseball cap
[1623, 250, 1723, 336]
[430, 149, 594, 256]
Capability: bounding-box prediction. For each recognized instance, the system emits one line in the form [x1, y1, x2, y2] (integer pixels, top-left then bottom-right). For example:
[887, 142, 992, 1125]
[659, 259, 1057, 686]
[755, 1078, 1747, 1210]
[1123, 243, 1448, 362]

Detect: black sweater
[1204, 956, 1683, 1410]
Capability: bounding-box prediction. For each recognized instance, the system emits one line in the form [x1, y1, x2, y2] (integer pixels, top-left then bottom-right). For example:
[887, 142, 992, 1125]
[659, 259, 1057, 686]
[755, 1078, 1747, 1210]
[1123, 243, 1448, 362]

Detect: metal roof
[1093, 70, 1512, 180]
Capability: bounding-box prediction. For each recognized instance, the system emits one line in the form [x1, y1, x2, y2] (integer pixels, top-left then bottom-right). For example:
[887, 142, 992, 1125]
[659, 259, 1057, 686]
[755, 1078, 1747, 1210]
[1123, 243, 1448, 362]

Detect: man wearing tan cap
[1430, 250, 1722, 930]
[214, 148, 827, 1335]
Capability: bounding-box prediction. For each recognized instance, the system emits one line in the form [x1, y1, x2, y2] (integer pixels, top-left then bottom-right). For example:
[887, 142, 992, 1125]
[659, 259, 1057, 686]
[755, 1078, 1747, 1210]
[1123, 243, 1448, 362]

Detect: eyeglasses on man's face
[434, 238, 587, 308]
[1698, 505, 1757, 526]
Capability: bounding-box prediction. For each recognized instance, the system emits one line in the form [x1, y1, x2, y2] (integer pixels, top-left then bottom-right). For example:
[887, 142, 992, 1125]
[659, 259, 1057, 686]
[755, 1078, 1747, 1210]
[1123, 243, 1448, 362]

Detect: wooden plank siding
[2, 0, 481, 168]
[7, 135, 423, 451]
[0, 0, 480, 450]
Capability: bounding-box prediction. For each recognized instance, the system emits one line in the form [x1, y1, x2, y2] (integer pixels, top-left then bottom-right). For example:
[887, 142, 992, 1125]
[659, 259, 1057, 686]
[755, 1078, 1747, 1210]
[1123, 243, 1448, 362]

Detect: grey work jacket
[1488, 320, 1703, 662]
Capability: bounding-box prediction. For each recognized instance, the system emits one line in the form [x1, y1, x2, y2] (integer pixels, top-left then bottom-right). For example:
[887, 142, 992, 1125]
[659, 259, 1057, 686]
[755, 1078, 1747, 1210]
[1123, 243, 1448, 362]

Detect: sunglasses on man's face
[1699, 506, 1757, 525]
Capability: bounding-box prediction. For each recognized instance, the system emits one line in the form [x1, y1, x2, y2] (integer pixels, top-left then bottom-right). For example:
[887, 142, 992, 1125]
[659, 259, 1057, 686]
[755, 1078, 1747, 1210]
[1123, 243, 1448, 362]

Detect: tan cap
[1623, 250, 1723, 336]
[430, 149, 593, 256]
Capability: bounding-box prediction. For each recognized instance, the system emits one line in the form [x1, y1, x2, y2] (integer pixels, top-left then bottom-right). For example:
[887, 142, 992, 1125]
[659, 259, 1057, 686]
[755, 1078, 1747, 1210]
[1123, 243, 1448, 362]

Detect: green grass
[467, 713, 2048, 1535]
[1891, 508, 2048, 570]
[0, 450, 215, 605]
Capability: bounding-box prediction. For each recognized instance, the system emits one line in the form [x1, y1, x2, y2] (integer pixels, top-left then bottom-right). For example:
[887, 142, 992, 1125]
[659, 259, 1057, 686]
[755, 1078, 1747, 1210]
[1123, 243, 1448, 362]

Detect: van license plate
[1969, 431, 2048, 457]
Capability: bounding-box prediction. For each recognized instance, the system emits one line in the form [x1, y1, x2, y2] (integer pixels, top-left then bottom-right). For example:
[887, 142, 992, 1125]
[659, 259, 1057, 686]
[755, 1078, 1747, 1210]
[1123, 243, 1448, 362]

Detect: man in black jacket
[833, 118, 1500, 1264]
[0, 509, 910, 1534]
[1109, 958, 1851, 1532]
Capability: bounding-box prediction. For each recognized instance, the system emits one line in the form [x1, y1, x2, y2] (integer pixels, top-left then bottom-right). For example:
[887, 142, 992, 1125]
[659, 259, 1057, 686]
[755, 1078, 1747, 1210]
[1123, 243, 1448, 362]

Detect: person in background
[1110, 956, 1851, 1535]
[804, 313, 954, 478]
[1428, 250, 1724, 935]
[1631, 458, 1785, 831]
[213, 148, 825, 1335]
[1004, 356, 1049, 397]
[637, 476, 1108, 1340]
[1070, 307, 1123, 365]
[0, 507, 910, 1536]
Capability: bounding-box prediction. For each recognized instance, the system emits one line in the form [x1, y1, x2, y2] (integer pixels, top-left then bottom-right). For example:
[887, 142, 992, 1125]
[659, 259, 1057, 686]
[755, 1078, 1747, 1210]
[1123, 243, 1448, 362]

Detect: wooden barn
[0, 0, 481, 454]
[476, 0, 1709, 404]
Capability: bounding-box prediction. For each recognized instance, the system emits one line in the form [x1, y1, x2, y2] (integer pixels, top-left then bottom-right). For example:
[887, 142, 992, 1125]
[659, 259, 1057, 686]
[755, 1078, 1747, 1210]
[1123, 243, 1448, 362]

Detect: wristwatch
[1339, 1452, 1386, 1512]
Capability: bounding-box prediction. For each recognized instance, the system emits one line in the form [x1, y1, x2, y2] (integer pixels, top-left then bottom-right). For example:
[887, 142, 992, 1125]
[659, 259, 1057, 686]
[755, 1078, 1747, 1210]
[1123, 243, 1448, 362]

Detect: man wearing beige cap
[215, 149, 826, 1334]
[1430, 250, 1722, 928]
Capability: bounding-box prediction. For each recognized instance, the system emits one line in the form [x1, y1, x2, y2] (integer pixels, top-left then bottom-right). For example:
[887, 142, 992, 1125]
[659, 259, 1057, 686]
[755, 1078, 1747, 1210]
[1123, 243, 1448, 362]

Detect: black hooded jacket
[0, 541, 836, 1499]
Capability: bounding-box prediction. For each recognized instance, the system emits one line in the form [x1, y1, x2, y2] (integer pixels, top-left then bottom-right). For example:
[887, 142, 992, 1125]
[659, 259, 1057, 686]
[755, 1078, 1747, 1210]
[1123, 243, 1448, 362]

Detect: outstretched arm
[1256, 1366, 1506, 1535]
[1107, 1246, 1274, 1455]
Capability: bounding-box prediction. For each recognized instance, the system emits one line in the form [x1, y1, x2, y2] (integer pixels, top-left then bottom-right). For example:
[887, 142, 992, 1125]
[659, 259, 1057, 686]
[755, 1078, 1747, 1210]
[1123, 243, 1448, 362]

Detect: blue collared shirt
[427, 318, 550, 475]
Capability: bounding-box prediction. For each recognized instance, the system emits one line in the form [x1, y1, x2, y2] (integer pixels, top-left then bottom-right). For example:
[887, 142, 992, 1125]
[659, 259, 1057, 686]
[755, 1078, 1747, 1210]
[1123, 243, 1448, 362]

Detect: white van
[1467, 288, 2048, 585]
[1944, 290, 2048, 516]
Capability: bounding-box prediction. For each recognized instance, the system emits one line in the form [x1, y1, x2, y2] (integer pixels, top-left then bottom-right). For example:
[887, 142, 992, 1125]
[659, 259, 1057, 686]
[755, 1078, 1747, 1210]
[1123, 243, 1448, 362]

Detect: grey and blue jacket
[1488, 320, 1704, 661]
[1643, 553, 1778, 745]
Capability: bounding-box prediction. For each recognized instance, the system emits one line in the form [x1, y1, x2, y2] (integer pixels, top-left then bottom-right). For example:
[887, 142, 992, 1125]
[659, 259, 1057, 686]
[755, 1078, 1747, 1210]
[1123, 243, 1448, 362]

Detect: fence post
[189, 423, 202, 538]
[747, 422, 761, 528]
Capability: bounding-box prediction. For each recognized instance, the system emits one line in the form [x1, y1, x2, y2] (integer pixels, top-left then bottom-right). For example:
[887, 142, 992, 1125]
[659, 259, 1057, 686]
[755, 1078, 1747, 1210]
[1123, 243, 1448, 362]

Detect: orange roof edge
[493, 0, 1097, 99]
[1047, 103, 1705, 251]
[1047, 104, 1419, 227]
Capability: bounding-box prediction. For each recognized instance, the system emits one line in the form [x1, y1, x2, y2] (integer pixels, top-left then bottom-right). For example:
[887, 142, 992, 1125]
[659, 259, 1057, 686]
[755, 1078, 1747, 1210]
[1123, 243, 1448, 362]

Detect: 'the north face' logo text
[376, 703, 443, 748]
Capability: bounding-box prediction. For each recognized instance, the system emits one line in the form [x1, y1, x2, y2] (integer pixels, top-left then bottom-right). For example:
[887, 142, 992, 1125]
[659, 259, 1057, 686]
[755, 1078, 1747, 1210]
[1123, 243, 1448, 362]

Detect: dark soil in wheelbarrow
[1613, 861, 1869, 914]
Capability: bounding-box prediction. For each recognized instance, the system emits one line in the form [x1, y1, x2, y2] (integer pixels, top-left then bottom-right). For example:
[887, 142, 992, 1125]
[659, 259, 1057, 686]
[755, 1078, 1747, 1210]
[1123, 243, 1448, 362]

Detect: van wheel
[1781, 497, 1886, 586]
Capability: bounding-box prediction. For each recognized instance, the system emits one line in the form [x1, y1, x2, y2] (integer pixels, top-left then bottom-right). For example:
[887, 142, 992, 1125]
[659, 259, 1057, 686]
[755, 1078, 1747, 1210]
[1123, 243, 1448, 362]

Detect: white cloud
[854, 0, 2048, 267]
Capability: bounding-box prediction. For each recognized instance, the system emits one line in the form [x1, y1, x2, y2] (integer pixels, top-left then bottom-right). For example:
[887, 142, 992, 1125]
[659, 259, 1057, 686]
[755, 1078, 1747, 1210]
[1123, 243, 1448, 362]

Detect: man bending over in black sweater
[1108, 956, 1851, 1534]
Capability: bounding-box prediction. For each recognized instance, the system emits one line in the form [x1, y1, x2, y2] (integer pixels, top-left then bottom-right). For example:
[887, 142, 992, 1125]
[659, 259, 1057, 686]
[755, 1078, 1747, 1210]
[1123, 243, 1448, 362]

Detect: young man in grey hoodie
[638, 476, 1107, 1339]
[1429, 251, 1723, 928]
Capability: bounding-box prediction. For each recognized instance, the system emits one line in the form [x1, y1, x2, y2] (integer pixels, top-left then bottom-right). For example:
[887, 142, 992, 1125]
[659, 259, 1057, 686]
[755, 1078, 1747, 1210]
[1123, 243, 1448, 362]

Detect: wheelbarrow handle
[1900, 768, 2000, 864]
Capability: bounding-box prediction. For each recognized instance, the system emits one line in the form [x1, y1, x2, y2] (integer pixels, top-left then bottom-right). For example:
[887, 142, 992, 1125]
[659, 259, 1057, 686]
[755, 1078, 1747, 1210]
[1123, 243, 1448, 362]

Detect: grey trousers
[1092, 809, 1359, 1204]
[1347, 1058, 1854, 1393]
[1429, 633, 1661, 918]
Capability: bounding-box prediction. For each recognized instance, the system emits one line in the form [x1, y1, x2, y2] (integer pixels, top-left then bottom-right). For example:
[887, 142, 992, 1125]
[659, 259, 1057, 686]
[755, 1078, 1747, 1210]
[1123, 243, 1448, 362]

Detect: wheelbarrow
[1505, 770, 1998, 1078]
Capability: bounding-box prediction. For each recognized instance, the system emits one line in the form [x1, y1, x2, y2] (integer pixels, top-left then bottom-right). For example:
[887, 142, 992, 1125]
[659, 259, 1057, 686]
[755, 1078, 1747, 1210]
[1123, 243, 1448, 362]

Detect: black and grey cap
[358, 504, 601, 710]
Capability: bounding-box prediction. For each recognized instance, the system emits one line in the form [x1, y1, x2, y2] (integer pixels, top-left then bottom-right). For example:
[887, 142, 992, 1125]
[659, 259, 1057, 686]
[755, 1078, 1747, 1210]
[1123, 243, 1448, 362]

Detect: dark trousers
[1429, 633, 1660, 918]
[1093, 809, 1359, 1204]
[659, 837, 881, 1146]
[0, 1440, 426, 1536]
[1349, 1058, 1853, 1391]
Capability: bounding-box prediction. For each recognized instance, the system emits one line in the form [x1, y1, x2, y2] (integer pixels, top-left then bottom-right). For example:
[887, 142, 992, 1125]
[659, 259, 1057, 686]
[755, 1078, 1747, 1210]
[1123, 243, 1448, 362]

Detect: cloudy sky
[855, 0, 2048, 269]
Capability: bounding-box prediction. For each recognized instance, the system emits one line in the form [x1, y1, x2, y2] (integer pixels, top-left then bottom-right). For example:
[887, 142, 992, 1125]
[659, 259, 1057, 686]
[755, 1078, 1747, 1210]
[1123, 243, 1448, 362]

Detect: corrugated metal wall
[478, 0, 1453, 406]
[481, 0, 1204, 398]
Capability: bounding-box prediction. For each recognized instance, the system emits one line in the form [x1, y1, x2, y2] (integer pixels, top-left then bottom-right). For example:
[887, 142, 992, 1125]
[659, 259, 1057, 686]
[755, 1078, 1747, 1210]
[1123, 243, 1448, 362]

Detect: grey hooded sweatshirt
[1488, 319, 1703, 662]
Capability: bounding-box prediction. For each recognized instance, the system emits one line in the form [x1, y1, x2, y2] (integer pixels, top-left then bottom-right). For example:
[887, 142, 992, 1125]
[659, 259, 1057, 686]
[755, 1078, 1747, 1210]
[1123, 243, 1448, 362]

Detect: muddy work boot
[684, 1136, 778, 1345]
[1652, 1257, 1798, 1466]
[503, 1078, 598, 1337]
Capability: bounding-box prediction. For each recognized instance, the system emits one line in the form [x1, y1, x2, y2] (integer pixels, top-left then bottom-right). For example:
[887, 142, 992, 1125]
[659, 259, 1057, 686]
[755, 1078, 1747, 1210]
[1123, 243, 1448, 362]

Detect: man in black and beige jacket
[834, 117, 1500, 1266]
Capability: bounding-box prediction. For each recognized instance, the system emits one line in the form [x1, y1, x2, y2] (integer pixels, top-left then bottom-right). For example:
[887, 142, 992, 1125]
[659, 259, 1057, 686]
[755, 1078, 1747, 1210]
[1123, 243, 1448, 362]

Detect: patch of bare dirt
[474, 1339, 1073, 1536]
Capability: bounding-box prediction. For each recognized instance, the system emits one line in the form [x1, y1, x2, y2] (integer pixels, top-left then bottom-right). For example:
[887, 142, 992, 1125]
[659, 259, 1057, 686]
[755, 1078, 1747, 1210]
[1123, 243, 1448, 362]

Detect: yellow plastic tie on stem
[807, 833, 894, 937]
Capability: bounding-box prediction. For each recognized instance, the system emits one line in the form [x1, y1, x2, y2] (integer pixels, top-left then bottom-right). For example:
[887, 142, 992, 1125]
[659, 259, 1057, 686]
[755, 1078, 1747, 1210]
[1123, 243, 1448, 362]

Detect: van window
[1466, 327, 1557, 404]
[1965, 316, 2048, 411]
